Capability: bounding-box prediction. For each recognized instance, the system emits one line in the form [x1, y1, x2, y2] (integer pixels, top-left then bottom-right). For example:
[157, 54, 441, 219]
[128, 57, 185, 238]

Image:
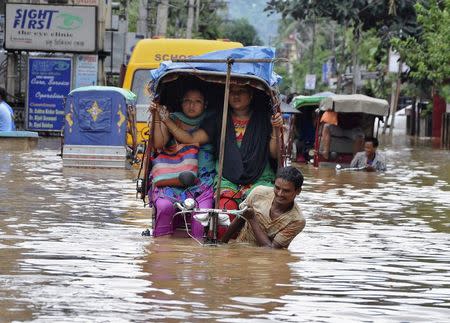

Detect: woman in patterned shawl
[149, 88, 215, 238]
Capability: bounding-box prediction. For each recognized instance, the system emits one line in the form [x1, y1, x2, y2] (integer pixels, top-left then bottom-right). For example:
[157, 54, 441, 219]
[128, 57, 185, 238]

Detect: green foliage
[265, 0, 420, 36]
[126, 0, 263, 44]
[441, 84, 450, 103]
[227, 0, 280, 45]
[221, 18, 262, 46]
[265, 0, 424, 97]
[127, 0, 226, 39]
[391, 0, 450, 99]
[127, 0, 139, 33]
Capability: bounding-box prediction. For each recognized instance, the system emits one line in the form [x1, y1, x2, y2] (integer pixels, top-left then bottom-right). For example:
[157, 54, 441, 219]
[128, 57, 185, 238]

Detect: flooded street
[1, 136, 449, 322]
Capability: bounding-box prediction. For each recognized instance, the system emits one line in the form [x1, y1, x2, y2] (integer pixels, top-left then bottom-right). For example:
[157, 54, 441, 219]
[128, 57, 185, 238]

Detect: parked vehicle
[313, 94, 389, 167]
[286, 93, 333, 163]
[62, 86, 138, 169]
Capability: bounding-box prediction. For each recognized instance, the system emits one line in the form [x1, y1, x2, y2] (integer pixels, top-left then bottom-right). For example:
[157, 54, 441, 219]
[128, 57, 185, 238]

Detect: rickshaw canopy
[281, 101, 301, 114]
[319, 94, 389, 116]
[149, 46, 282, 91]
[292, 95, 328, 110]
[69, 86, 137, 106]
[64, 86, 136, 146]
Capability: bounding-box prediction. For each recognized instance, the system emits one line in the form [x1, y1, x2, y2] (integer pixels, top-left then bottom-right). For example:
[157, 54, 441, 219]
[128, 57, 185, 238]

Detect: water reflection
[0, 136, 449, 321]
[141, 239, 298, 320]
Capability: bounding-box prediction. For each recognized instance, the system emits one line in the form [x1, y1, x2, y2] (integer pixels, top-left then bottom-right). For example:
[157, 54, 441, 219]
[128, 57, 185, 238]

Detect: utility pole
[155, 0, 169, 37]
[309, 17, 316, 74]
[351, 24, 361, 94]
[186, 0, 195, 38]
[137, 0, 148, 37]
[387, 60, 402, 135]
[195, 0, 200, 33]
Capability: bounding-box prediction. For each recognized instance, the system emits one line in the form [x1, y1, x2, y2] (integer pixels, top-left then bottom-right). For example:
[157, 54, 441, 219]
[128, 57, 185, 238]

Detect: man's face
[364, 141, 376, 156]
[273, 178, 301, 207]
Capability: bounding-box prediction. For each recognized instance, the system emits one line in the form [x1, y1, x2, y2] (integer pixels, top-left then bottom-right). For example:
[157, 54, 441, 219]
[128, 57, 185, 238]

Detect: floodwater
[1, 135, 449, 322]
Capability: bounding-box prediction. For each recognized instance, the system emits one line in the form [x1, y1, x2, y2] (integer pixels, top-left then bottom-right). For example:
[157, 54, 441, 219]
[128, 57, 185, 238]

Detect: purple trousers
[152, 187, 214, 239]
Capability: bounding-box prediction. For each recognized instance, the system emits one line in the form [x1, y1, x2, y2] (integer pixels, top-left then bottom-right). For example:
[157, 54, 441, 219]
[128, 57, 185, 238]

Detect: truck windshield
[131, 69, 153, 105]
[131, 69, 153, 122]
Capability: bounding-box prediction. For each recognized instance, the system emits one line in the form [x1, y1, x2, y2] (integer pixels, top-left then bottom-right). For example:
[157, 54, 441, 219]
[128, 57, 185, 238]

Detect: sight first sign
[4, 4, 97, 52]
[27, 57, 72, 132]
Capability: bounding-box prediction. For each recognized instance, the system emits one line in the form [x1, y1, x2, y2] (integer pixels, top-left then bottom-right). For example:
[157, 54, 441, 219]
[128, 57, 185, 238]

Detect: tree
[265, 0, 422, 93]
[127, 0, 227, 39]
[391, 0, 450, 100]
[221, 18, 262, 46]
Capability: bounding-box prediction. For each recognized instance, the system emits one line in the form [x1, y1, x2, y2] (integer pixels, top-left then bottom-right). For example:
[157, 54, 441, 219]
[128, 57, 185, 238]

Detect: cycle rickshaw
[136, 47, 286, 245]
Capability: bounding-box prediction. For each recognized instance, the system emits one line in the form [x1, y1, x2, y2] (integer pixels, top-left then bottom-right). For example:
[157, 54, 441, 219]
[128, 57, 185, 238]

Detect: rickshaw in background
[136, 47, 285, 244]
[313, 94, 389, 168]
[62, 86, 138, 168]
[286, 92, 334, 163]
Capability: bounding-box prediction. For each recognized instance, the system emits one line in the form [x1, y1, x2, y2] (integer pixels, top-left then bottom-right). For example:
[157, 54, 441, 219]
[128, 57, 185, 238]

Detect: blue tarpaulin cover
[149, 46, 282, 89]
[64, 87, 133, 146]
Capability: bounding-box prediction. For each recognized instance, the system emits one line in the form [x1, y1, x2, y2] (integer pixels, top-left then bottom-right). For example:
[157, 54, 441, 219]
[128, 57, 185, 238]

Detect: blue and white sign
[5, 4, 97, 52]
[75, 54, 98, 88]
[27, 57, 72, 131]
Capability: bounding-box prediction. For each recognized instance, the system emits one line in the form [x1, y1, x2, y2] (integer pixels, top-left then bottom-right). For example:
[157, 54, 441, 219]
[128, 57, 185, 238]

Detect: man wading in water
[221, 166, 305, 249]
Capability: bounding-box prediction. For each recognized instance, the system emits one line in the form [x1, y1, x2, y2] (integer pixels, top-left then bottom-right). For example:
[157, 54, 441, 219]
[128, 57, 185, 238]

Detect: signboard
[322, 63, 329, 84]
[5, 4, 97, 52]
[27, 57, 72, 131]
[305, 74, 316, 90]
[21, 1, 99, 4]
[75, 54, 98, 88]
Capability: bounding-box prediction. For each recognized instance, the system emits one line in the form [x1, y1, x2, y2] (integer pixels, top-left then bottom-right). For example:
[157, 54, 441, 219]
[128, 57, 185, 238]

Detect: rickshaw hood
[320, 94, 389, 116]
[148, 46, 282, 91]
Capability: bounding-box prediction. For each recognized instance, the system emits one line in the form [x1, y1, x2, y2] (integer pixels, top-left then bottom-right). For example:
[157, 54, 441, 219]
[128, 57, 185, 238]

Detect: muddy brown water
[1, 136, 449, 322]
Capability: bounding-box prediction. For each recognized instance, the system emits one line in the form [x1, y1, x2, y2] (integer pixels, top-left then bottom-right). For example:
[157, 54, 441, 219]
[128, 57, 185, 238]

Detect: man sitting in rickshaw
[320, 111, 365, 160]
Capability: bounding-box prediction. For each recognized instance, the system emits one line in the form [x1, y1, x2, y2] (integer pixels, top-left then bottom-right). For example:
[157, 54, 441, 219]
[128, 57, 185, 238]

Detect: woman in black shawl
[155, 84, 283, 210]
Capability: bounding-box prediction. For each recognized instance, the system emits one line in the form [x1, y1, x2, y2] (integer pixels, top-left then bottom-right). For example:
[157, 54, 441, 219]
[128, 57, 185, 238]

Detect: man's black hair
[275, 166, 304, 190]
[364, 136, 379, 148]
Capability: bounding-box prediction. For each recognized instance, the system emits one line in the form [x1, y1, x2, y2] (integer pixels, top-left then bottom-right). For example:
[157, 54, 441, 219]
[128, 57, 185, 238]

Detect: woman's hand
[271, 112, 283, 128]
[158, 105, 170, 122]
[149, 101, 170, 122]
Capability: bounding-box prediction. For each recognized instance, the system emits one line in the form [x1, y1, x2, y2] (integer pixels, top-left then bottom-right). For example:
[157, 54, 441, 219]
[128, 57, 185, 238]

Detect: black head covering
[202, 106, 272, 185]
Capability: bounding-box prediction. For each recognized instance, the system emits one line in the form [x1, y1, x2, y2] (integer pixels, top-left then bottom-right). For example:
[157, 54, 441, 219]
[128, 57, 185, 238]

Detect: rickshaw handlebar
[173, 204, 248, 217]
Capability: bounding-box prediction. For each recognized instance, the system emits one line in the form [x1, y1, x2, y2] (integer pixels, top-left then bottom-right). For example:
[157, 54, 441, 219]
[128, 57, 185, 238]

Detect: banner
[27, 57, 72, 131]
[75, 54, 98, 88]
[305, 74, 316, 90]
[5, 4, 97, 52]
